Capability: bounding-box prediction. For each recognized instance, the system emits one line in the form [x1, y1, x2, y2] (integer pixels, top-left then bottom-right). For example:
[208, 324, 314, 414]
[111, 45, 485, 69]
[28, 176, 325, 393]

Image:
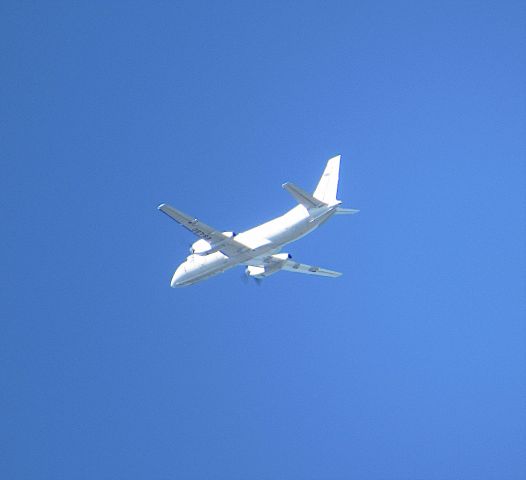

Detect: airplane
[158, 155, 358, 287]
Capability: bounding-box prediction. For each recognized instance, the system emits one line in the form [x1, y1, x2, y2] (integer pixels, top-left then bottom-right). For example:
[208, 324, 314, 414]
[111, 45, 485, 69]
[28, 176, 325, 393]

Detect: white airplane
[158, 155, 358, 287]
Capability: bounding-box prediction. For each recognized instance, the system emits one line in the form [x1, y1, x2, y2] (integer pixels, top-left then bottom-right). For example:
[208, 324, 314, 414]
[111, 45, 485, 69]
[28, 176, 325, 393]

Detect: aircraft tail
[313, 155, 341, 205]
[282, 182, 326, 209]
[335, 207, 359, 215]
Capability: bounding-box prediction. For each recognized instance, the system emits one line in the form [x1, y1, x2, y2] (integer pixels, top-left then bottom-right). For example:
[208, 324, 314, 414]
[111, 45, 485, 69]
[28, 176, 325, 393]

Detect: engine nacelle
[273, 253, 292, 260]
[245, 253, 293, 278]
[190, 239, 212, 254]
[245, 266, 265, 278]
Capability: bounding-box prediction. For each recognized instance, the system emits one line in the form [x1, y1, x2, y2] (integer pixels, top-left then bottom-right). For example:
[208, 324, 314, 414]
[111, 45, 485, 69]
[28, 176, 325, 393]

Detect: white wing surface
[281, 261, 342, 277]
[158, 203, 247, 257]
[248, 254, 342, 278]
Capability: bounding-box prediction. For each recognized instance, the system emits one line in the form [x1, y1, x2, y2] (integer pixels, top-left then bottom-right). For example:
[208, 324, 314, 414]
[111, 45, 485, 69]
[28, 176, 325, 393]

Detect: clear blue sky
[2, 1, 525, 479]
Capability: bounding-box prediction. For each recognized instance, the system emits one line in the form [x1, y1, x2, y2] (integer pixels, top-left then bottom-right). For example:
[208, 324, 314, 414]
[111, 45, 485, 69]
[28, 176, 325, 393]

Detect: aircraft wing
[281, 260, 342, 277]
[249, 254, 342, 278]
[158, 203, 247, 257]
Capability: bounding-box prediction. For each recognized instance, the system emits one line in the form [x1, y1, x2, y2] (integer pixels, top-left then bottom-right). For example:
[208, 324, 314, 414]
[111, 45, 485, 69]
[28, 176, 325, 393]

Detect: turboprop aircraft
[158, 155, 358, 287]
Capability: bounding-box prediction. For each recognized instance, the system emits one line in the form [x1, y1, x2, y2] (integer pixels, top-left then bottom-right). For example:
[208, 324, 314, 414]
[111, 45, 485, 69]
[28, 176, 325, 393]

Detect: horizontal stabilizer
[282, 182, 326, 209]
[335, 207, 359, 215]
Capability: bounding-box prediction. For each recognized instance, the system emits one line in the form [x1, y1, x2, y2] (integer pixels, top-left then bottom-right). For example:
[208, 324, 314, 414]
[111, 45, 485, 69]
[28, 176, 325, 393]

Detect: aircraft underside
[158, 155, 358, 287]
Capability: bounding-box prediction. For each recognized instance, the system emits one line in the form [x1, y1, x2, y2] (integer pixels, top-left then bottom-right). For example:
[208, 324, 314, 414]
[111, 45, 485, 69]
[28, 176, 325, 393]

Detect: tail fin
[313, 155, 341, 205]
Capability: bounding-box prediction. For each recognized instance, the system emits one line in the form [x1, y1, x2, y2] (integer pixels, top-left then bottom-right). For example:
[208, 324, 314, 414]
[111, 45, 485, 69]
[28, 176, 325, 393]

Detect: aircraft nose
[170, 265, 187, 287]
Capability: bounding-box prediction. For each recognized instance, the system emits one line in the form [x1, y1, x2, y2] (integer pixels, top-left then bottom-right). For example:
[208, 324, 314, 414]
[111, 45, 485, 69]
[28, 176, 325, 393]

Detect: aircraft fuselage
[171, 204, 337, 286]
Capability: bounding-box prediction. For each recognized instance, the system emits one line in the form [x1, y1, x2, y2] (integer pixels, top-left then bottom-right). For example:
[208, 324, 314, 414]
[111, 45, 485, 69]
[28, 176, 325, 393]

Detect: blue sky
[2, 1, 525, 479]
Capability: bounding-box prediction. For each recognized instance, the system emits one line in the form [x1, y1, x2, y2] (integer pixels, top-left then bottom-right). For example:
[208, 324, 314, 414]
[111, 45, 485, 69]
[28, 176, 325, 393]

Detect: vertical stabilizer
[313, 155, 341, 205]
